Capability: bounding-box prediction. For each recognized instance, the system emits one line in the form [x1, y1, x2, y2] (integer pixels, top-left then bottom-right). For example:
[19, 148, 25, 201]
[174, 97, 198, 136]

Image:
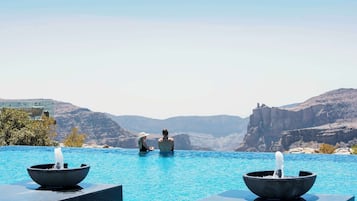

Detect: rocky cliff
[54, 101, 137, 147]
[236, 88, 357, 152]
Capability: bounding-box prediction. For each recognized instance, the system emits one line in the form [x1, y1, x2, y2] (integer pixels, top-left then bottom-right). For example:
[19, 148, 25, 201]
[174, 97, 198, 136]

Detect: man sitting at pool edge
[158, 129, 174, 152]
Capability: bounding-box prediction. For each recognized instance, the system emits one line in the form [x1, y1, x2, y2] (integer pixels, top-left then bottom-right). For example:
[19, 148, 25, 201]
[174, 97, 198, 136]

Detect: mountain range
[110, 115, 249, 150]
[52, 101, 249, 150]
[111, 115, 248, 137]
[54, 104, 249, 150]
[1, 88, 357, 152]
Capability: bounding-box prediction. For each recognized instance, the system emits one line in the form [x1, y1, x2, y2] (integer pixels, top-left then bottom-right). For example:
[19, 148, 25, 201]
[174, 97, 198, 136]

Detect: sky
[0, 0, 356, 119]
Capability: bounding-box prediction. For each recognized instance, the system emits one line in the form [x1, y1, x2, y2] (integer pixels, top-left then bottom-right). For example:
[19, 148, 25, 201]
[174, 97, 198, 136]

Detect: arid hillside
[237, 88, 357, 152]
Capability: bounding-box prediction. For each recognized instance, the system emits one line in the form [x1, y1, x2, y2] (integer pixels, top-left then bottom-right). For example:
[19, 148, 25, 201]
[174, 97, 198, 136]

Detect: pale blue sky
[1, 1, 356, 119]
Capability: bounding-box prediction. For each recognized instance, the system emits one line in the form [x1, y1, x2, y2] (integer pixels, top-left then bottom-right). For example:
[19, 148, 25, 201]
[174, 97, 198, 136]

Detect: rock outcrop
[236, 88, 357, 152]
[54, 101, 137, 147]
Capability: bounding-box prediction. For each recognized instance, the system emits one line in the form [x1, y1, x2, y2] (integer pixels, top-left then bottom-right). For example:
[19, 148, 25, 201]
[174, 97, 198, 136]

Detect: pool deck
[0, 181, 122, 201]
[199, 190, 355, 201]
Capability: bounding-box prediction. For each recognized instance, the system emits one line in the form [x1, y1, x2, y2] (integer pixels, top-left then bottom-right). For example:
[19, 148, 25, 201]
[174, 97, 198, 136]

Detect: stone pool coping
[0, 181, 122, 201]
[199, 189, 355, 201]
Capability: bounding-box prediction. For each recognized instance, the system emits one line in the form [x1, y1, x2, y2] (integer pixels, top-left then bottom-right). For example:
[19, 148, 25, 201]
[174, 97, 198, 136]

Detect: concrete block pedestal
[0, 181, 122, 201]
[199, 190, 355, 201]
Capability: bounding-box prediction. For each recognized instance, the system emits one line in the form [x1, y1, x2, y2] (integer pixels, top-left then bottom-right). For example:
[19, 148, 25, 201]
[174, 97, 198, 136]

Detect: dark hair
[162, 129, 168, 136]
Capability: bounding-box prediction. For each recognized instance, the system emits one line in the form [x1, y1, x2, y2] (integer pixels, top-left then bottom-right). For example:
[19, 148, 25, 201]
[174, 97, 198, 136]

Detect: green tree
[29, 114, 57, 146]
[0, 108, 57, 146]
[63, 127, 86, 147]
[0, 108, 31, 145]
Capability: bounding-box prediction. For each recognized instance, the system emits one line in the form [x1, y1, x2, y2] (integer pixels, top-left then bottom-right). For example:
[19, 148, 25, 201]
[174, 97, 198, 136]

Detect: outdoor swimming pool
[0, 146, 356, 200]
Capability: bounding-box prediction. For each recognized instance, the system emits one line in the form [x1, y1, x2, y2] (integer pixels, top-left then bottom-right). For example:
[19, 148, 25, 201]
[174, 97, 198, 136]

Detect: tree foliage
[30, 114, 57, 146]
[318, 143, 336, 154]
[352, 144, 357, 155]
[63, 127, 86, 147]
[0, 108, 57, 146]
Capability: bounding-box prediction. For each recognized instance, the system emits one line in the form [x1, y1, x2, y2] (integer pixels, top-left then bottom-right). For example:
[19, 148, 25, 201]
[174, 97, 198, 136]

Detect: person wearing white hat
[138, 132, 154, 152]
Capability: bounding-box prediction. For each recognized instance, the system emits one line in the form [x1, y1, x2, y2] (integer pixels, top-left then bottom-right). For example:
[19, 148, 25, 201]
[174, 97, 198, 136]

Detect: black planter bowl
[243, 170, 316, 200]
[27, 163, 90, 188]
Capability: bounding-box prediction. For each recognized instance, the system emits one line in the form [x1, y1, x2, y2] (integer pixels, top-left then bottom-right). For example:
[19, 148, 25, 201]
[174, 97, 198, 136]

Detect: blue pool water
[0, 146, 356, 200]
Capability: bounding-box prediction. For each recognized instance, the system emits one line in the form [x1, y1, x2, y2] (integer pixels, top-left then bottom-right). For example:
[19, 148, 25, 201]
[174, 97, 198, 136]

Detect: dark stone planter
[243, 170, 316, 200]
[27, 163, 90, 188]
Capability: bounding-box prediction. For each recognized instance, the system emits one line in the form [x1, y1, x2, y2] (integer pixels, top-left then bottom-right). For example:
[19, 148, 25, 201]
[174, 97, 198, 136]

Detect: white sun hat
[137, 132, 150, 139]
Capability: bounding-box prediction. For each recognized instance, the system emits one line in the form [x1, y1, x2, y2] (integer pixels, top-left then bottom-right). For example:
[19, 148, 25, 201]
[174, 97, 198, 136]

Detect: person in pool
[158, 129, 174, 153]
[138, 132, 154, 152]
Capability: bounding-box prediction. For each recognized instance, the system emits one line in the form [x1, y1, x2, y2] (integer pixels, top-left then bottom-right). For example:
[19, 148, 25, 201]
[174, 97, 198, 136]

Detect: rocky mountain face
[236, 88, 357, 152]
[53, 101, 137, 148]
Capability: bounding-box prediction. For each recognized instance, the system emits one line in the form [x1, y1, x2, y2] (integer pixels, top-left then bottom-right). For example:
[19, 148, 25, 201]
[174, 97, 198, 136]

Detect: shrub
[352, 145, 357, 155]
[63, 127, 86, 147]
[319, 143, 336, 154]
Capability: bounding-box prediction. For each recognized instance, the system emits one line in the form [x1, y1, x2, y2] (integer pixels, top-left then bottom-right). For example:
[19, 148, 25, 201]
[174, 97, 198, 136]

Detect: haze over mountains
[111, 115, 249, 151]
[111, 115, 248, 137]
[1, 88, 357, 152]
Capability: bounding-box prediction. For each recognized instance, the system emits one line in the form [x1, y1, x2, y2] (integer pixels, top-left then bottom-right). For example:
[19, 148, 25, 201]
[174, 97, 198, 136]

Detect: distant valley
[55, 109, 249, 151]
[0, 98, 249, 151]
[111, 115, 249, 151]
[1, 88, 357, 152]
